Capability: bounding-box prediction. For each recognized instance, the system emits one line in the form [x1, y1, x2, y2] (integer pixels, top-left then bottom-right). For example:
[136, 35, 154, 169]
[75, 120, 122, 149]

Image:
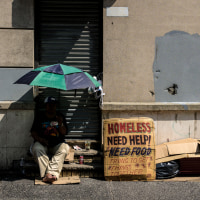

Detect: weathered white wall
[0, 104, 34, 169]
[0, 0, 34, 28]
[0, 0, 34, 67]
[0, 30, 34, 67]
[0, 0, 34, 169]
[103, 109, 200, 145]
[102, 0, 200, 149]
[103, 0, 200, 102]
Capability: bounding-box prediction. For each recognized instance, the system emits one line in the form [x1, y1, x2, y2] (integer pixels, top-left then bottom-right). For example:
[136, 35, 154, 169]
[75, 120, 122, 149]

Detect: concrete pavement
[1, 172, 200, 200]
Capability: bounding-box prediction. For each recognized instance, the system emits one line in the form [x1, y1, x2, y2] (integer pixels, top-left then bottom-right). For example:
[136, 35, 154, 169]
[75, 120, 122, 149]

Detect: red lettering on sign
[146, 123, 151, 133]
[127, 123, 132, 133]
[108, 123, 114, 134]
[120, 123, 126, 133]
[137, 123, 142, 133]
[114, 123, 119, 133]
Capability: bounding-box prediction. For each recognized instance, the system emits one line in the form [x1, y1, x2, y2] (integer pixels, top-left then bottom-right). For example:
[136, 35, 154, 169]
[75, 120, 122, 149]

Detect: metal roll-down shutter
[35, 0, 103, 139]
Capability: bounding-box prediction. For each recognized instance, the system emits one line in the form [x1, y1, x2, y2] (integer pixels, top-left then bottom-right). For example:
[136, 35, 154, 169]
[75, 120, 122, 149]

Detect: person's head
[44, 96, 57, 114]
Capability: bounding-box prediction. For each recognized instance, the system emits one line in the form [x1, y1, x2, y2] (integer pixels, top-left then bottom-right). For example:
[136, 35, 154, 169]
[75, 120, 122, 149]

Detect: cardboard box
[103, 117, 156, 181]
[156, 138, 200, 160]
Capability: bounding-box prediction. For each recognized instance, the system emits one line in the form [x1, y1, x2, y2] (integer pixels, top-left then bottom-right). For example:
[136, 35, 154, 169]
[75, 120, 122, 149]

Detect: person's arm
[57, 114, 68, 135]
[31, 130, 48, 146]
[31, 114, 49, 146]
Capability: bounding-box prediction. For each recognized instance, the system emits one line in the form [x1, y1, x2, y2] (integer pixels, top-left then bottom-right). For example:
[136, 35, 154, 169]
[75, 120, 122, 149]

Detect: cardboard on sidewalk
[103, 117, 156, 181]
[156, 138, 200, 164]
[35, 176, 80, 185]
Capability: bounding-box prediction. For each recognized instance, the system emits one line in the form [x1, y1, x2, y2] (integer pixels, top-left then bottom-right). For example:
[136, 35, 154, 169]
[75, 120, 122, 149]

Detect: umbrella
[14, 64, 101, 90]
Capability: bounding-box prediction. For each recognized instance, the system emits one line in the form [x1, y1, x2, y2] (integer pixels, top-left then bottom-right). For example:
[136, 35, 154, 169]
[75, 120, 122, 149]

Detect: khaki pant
[32, 142, 69, 179]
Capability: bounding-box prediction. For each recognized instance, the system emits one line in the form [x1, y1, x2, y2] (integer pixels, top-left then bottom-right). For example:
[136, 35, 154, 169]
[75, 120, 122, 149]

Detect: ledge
[74, 149, 100, 156]
[102, 102, 200, 111]
[0, 101, 35, 110]
[62, 163, 103, 170]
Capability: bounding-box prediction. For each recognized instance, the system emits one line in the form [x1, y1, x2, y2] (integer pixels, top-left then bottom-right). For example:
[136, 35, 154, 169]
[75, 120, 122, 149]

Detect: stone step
[15, 161, 104, 178]
[71, 149, 103, 164]
[13, 148, 104, 178]
[61, 163, 104, 178]
[66, 139, 102, 151]
[63, 163, 103, 170]
[74, 149, 103, 156]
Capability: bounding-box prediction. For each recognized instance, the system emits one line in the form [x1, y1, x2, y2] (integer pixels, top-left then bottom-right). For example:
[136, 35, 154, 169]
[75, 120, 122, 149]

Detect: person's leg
[32, 141, 49, 178]
[46, 143, 70, 179]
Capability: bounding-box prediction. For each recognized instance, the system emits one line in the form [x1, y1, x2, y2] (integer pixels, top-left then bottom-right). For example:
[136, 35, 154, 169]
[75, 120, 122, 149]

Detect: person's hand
[59, 125, 66, 135]
[56, 116, 63, 126]
[31, 131, 49, 146]
[40, 138, 49, 146]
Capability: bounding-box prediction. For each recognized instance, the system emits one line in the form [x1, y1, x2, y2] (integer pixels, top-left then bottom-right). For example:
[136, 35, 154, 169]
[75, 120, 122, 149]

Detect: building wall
[1, 0, 200, 169]
[103, 0, 200, 102]
[0, 104, 34, 169]
[102, 0, 200, 144]
[0, 0, 34, 169]
[102, 104, 200, 145]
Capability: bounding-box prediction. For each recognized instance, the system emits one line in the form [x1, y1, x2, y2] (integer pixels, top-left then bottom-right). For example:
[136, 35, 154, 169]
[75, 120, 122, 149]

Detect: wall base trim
[102, 102, 200, 111]
[0, 101, 35, 110]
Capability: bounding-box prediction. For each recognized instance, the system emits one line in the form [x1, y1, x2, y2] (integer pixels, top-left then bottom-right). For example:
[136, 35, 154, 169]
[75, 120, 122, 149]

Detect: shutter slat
[35, 0, 102, 139]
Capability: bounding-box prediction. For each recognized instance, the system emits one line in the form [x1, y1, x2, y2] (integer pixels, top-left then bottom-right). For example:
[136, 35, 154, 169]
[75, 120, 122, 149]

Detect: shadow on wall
[35, 0, 101, 76]
[15, 88, 33, 102]
[33, 87, 101, 140]
[12, 0, 34, 28]
[153, 30, 200, 102]
[33, 1, 102, 139]
[0, 68, 33, 101]
[103, 0, 117, 8]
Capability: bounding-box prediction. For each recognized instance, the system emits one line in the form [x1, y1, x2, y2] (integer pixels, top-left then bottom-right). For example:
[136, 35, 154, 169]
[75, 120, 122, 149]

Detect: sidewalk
[1, 171, 200, 200]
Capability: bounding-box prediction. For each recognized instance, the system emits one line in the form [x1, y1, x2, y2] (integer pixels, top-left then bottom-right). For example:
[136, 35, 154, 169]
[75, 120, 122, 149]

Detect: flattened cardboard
[156, 144, 168, 159]
[168, 142, 199, 155]
[103, 117, 156, 181]
[35, 176, 80, 185]
[156, 138, 200, 160]
[156, 154, 188, 164]
[154, 176, 200, 182]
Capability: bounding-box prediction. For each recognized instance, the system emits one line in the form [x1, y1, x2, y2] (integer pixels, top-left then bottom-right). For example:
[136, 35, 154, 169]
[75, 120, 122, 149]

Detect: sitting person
[31, 96, 69, 183]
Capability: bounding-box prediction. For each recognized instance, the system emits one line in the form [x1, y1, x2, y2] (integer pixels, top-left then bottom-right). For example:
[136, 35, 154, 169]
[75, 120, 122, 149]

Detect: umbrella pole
[58, 89, 61, 111]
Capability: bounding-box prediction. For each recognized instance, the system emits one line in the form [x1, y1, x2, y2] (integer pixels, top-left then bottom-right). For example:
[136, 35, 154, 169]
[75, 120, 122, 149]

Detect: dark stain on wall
[103, 0, 117, 7]
[153, 31, 200, 102]
[12, 0, 34, 28]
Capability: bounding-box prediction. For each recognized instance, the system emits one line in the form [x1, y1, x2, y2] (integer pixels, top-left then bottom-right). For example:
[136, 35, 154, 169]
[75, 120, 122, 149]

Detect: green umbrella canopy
[14, 64, 101, 90]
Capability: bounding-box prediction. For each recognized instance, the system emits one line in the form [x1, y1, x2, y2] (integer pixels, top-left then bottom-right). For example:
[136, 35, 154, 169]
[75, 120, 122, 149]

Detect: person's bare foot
[42, 173, 57, 183]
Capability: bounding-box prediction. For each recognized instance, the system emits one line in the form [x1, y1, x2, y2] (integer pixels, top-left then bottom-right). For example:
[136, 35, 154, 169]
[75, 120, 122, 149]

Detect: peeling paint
[166, 84, 178, 95]
[149, 91, 155, 96]
[153, 31, 200, 102]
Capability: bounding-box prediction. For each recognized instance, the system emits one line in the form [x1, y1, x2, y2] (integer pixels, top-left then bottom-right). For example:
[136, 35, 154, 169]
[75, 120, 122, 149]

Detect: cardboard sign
[103, 118, 155, 181]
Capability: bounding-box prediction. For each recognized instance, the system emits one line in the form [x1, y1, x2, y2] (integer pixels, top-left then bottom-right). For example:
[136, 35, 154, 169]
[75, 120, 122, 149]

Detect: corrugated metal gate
[34, 0, 103, 139]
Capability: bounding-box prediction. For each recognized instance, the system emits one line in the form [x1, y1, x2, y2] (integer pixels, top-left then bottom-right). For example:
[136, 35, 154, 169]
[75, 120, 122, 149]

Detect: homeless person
[31, 96, 69, 183]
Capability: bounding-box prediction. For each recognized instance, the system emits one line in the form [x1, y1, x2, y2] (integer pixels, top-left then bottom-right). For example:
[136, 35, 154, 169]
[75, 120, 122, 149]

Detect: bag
[156, 161, 179, 179]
